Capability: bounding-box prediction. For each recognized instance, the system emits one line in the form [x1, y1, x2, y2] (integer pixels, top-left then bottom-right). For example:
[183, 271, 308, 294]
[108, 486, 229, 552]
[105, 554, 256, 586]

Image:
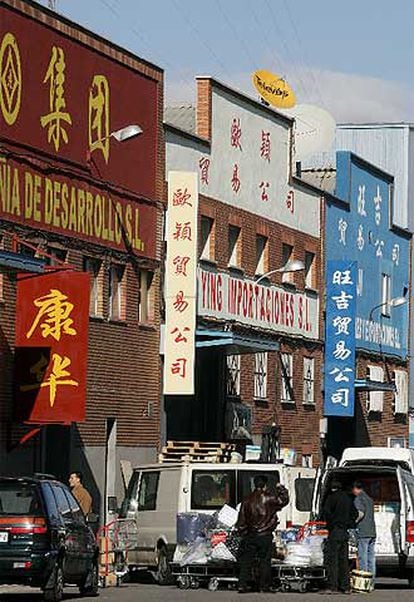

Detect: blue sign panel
[325, 152, 409, 359]
[324, 260, 357, 417]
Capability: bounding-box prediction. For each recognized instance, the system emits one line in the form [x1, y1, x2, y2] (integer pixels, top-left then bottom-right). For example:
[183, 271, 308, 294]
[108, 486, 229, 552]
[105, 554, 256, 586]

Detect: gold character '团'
[26, 288, 77, 342]
[40, 46, 72, 151]
[88, 74, 110, 163]
[20, 353, 78, 408]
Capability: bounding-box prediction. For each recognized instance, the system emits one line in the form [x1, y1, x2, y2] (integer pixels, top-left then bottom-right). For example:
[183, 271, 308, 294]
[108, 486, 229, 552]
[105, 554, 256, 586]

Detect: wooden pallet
[159, 441, 236, 464]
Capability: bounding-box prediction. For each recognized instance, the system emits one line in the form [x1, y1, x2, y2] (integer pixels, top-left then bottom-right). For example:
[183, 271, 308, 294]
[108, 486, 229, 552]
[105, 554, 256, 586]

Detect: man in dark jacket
[236, 474, 289, 593]
[322, 480, 358, 594]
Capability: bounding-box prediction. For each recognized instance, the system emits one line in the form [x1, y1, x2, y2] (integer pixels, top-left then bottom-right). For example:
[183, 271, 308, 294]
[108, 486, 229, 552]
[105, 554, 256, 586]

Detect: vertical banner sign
[164, 172, 198, 395]
[14, 271, 90, 423]
[324, 260, 357, 417]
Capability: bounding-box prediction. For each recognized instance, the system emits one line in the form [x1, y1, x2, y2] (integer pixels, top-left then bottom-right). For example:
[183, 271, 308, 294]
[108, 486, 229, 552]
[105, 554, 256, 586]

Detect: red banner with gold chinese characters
[14, 271, 89, 424]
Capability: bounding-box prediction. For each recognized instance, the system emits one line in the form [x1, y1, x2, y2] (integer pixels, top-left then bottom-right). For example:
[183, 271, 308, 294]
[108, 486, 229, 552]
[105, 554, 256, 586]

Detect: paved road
[0, 580, 412, 601]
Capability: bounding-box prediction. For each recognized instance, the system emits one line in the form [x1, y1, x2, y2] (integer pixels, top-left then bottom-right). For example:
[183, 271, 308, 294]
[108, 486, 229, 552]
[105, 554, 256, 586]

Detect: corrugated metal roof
[300, 168, 336, 195]
[164, 105, 196, 134]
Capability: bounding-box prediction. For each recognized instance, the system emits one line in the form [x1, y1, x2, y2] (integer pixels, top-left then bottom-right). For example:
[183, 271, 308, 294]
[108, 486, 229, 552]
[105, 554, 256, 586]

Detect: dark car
[0, 476, 99, 601]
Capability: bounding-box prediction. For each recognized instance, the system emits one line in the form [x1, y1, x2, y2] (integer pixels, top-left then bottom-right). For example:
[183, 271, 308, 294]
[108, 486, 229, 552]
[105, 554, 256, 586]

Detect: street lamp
[369, 296, 407, 322]
[86, 124, 143, 161]
[255, 259, 305, 286]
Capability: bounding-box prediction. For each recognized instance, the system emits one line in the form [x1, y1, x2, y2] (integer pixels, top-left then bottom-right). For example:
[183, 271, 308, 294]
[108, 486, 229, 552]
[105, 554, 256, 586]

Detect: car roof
[0, 476, 67, 486]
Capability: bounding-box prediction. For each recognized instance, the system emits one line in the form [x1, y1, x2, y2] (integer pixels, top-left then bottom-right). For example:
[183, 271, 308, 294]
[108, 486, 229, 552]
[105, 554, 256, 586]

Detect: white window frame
[228, 225, 241, 268]
[303, 357, 315, 405]
[304, 251, 315, 289]
[109, 263, 126, 321]
[255, 235, 268, 276]
[367, 365, 384, 413]
[84, 256, 102, 317]
[200, 216, 214, 261]
[393, 369, 408, 415]
[282, 244, 294, 284]
[226, 354, 241, 397]
[381, 273, 391, 317]
[254, 352, 267, 400]
[281, 352, 294, 403]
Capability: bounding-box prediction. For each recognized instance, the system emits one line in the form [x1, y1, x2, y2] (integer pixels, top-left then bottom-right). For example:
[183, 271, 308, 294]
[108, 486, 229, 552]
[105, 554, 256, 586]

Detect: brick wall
[198, 193, 324, 464]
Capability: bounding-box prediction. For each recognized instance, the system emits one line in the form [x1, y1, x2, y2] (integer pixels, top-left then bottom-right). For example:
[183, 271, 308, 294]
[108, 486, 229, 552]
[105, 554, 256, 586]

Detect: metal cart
[97, 518, 139, 587]
[172, 560, 326, 592]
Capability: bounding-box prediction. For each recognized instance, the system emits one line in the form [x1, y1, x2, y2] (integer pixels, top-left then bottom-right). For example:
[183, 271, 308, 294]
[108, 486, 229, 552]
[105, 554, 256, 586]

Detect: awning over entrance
[355, 378, 396, 393]
[0, 251, 46, 273]
[196, 328, 279, 355]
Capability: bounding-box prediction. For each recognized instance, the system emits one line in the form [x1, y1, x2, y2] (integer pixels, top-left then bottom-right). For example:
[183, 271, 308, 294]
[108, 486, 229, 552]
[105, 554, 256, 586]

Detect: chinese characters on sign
[88, 75, 110, 163]
[15, 271, 90, 424]
[164, 172, 198, 395]
[324, 261, 357, 417]
[0, 32, 22, 126]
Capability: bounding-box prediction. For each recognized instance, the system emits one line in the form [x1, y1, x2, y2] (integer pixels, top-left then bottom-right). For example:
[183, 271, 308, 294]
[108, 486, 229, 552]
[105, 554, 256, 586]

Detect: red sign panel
[0, 155, 157, 257]
[15, 271, 90, 424]
[0, 4, 159, 199]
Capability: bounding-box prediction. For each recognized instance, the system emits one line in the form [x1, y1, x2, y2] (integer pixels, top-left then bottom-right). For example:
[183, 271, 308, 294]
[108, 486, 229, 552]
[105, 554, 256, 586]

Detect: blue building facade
[324, 151, 410, 452]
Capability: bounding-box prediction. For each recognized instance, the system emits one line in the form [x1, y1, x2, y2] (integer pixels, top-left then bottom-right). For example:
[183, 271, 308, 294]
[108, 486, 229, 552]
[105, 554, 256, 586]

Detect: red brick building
[165, 78, 324, 467]
[0, 0, 164, 518]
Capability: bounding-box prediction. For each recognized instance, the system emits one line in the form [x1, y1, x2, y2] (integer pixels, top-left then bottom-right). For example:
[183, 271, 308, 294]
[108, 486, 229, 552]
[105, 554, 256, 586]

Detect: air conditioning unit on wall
[387, 437, 407, 449]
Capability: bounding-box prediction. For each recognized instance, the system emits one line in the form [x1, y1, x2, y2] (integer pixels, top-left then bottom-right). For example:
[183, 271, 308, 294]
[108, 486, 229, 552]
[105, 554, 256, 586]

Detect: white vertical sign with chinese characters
[164, 172, 198, 395]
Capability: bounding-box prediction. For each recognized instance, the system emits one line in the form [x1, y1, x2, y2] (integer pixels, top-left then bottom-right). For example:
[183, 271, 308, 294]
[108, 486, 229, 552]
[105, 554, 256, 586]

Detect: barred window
[226, 354, 241, 397]
[281, 353, 294, 403]
[393, 369, 408, 414]
[303, 357, 315, 404]
[254, 353, 267, 400]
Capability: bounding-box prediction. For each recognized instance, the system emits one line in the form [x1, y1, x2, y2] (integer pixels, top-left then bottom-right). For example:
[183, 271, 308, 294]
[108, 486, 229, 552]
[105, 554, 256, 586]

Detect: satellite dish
[283, 104, 336, 161]
[252, 70, 296, 109]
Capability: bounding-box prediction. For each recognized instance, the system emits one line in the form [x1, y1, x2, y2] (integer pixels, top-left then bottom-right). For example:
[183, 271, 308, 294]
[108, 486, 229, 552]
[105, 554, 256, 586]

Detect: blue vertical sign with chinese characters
[324, 260, 357, 417]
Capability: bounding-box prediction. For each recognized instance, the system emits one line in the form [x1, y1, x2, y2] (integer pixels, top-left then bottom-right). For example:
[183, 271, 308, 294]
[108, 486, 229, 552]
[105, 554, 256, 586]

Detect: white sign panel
[164, 172, 198, 395]
[198, 267, 319, 340]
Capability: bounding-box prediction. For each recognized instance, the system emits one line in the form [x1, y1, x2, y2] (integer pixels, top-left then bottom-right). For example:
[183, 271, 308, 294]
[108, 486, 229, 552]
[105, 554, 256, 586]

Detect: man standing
[352, 481, 376, 580]
[322, 480, 358, 594]
[69, 471, 93, 516]
[236, 475, 289, 594]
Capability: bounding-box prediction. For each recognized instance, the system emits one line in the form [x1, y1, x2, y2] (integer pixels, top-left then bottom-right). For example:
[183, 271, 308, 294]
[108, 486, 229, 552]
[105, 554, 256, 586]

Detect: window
[139, 270, 154, 323]
[238, 471, 280, 503]
[393, 370, 408, 414]
[226, 354, 241, 397]
[42, 484, 61, 524]
[303, 357, 315, 404]
[121, 471, 141, 516]
[109, 264, 126, 321]
[84, 257, 103, 317]
[255, 235, 268, 275]
[281, 353, 294, 403]
[191, 470, 235, 510]
[0, 483, 43, 516]
[282, 244, 294, 283]
[47, 246, 67, 267]
[366, 365, 384, 412]
[51, 485, 72, 522]
[254, 352, 267, 400]
[63, 488, 85, 522]
[295, 478, 315, 512]
[304, 251, 315, 289]
[200, 216, 215, 261]
[228, 225, 241, 268]
[381, 273, 391, 317]
[138, 471, 159, 511]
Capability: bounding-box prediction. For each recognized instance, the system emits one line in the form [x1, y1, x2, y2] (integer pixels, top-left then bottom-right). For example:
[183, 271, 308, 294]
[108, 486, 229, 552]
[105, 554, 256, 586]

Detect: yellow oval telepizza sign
[252, 70, 296, 109]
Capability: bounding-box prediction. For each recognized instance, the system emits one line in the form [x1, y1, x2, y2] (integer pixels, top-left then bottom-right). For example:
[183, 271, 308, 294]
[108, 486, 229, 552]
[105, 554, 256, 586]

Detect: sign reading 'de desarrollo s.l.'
[324, 260, 357, 417]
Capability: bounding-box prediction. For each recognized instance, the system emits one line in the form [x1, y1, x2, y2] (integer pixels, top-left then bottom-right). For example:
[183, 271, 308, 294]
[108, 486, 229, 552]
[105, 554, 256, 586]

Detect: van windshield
[0, 482, 43, 516]
[191, 470, 235, 510]
[120, 472, 140, 517]
[295, 478, 315, 512]
[238, 471, 280, 503]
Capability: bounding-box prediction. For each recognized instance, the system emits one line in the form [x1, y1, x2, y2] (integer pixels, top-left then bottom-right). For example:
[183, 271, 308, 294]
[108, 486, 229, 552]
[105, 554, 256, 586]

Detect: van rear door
[397, 467, 414, 556]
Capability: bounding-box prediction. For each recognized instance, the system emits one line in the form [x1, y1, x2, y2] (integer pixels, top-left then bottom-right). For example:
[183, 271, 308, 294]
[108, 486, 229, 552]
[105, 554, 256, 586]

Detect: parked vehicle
[312, 447, 414, 587]
[0, 476, 99, 601]
[119, 461, 315, 582]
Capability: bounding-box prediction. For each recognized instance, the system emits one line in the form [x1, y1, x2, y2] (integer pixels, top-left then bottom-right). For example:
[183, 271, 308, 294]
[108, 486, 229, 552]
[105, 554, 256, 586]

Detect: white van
[120, 461, 315, 583]
[312, 447, 414, 587]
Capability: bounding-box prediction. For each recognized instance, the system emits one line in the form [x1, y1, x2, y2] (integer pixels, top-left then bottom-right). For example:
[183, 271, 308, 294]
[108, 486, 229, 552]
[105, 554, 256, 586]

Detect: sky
[43, 0, 414, 123]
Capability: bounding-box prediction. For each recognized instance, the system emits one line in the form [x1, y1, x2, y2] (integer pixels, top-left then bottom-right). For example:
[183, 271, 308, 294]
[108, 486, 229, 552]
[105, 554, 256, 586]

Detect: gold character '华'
[88, 74, 110, 163]
[26, 288, 77, 342]
[20, 353, 78, 407]
[40, 46, 72, 151]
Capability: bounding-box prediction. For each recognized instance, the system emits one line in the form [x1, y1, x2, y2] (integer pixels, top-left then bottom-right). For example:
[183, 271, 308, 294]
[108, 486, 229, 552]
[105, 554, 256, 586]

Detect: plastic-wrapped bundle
[284, 542, 312, 566]
[176, 513, 217, 545]
[176, 537, 211, 566]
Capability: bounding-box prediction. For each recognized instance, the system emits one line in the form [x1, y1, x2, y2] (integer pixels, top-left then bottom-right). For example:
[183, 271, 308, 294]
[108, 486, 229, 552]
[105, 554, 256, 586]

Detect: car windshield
[0, 482, 43, 516]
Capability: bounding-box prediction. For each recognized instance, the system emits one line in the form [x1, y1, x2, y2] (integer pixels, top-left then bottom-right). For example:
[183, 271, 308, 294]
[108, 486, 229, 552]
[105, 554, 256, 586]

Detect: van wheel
[44, 562, 64, 602]
[79, 558, 99, 597]
[155, 545, 172, 585]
